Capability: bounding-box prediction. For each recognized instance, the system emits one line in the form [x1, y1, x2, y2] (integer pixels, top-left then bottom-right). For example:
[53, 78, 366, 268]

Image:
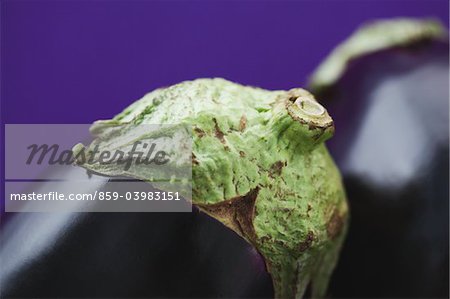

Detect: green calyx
[76, 78, 348, 299]
[309, 18, 447, 93]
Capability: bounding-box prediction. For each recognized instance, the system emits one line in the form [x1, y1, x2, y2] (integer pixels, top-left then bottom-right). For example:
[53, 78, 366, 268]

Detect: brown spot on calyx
[197, 187, 260, 242]
[194, 127, 205, 138]
[269, 161, 285, 178]
[298, 231, 315, 252]
[306, 204, 312, 217]
[327, 209, 345, 239]
[191, 153, 199, 165]
[239, 151, 246, 157]
[212, 118, 226, 144]
[288, 96, 297, 103]
[239, 114, 247, 131]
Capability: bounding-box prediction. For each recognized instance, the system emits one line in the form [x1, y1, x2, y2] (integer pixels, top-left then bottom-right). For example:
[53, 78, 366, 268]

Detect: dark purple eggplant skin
[312, 41, 449, 298]
[1, 168, 274, 298]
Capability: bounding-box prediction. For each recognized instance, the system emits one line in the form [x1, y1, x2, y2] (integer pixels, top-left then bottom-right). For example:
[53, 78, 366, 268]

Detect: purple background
[0, 0, 449, 214]
[1, 0, 449, 125]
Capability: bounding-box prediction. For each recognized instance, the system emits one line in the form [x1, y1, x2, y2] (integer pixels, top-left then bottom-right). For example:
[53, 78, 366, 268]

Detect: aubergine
[309, 18, 449, 298]
[2, 79, 348, 298]
[1, 167, 274, 298]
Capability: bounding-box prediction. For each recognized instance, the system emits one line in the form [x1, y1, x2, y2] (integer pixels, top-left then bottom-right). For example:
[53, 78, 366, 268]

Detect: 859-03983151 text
[9, 191, 181, 201]
[5, 124, 192, 212]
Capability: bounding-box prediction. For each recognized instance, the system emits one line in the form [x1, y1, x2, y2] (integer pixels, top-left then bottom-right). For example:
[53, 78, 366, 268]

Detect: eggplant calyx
[74, 79, 349, 299]
[309, 18, 447, 93]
